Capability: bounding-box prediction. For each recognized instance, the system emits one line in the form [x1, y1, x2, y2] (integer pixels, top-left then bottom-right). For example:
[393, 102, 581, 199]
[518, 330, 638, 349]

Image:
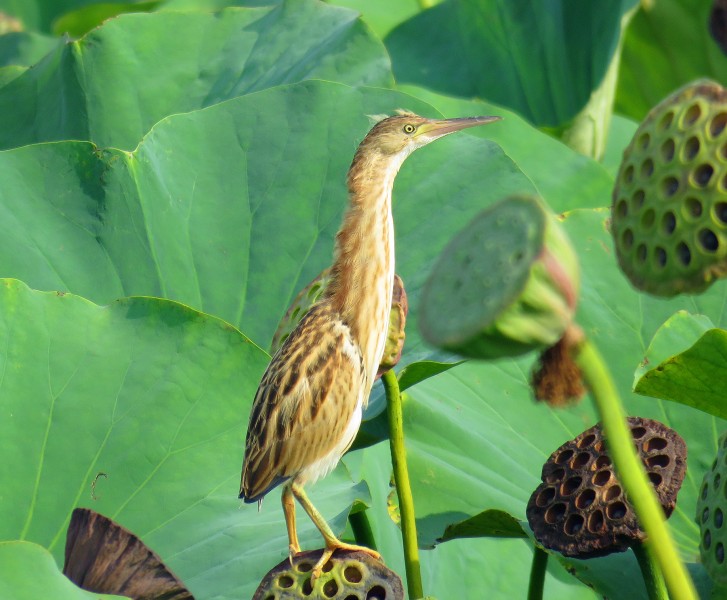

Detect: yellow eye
[403, 124, 416, 134]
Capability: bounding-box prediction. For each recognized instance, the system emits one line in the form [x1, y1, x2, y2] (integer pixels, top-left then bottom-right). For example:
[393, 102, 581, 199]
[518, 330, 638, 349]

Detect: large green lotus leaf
[0, 279, 370, 599]
[616, 0, 727, 121]
[0, 31, 59, 66]
[328, 0, 422, 37]
[0, 0, 140, 32]
[385, 0, 637, 127]
[51, 1, 160, 36]
[0, 2, 392, 150]
[0, 80, 535, 369]
[635, 327, 727, 420]
[0, 541, 126, 600]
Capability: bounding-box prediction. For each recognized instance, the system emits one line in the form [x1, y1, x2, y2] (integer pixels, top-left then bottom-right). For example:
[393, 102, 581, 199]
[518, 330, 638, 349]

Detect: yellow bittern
[240, 111, 499, 578]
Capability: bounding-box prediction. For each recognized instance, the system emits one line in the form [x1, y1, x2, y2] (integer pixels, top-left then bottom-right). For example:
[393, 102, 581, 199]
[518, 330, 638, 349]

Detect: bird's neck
[326, 150, 402, 380]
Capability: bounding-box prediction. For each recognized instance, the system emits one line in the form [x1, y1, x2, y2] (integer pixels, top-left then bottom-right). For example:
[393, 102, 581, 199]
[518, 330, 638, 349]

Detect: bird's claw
[288, 543, 301, 567]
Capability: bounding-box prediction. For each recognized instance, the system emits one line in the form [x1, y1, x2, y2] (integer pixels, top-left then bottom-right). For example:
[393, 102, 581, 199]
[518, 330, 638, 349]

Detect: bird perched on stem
[240, 111, 500, 580]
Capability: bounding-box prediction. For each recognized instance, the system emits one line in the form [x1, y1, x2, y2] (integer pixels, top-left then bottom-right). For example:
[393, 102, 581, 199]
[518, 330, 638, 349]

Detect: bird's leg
[282, 484, 301, 563]
[291, 481, 381, 581]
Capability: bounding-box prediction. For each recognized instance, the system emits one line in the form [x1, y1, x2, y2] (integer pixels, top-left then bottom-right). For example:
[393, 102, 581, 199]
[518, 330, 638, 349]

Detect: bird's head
[360, 110, 501, 159]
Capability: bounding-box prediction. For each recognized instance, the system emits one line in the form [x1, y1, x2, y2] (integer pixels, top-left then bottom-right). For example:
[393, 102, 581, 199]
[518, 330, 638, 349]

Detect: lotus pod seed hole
[724, 479, 727, 499]
[302, 577, 313, 596]
[636, 244, 647, 263]
[676, 242, 692, 266]
[693, 163, 714, 187]
[712, 112, 727, 137]
[536, 487, 556, 507]
[716, 473, 722, 489]
[641, 158, 654, 179]
[703, 507, 710, 524]
[577, 434, 596, 449]
[606, 501, 627, 520]
[684, 103, 702, 126]
[588, 510, 605, 533]
[644, 437, 668, 452]
[659, 111, 674, 130]
[564, 513, 585, 536]
[648, 472, 663, 487]
[716, 508, 724, 529]
[714, 458, 719, 470]
[721, 142, 727, 161]
[605, 485, 622, 502]
[661, 211, 677, 235]
[560, 476, 582, 496]
[699, 228, 719, 252]
[344, 565, 363, 583]
[623, 165, 634, 184]
[545, 467, 566, 484]
[298, 562, 312, 573]
[702, 483, 709, 500]
[645, 454, 670, 468]
[594, 455, 611, 469]
[344, 596, 358, 600]
[632, 189, 645, 210]
[661, 138, 675, 161]
[642, 209, 656, 229]
[684, 136, 700, 160]
[722, 174, 727, 192]
[367, 585, 387, 600]
[322, 560, 334, 573]
[631, 426, 647, 439]
[685, 197, 703, 218]
[556, 449, 574, 465]
[264, 594, 275, 600]
[616, 200, 628, 218]
[704, 529, 713, 550]
[545, 502, 567, 524]
[638, 132, 651, 150]
[662, 176, 680, 197]
[718, 542, 725, 564]
[714, 202, 727, 225]
[571, 452, 591, 469]
[622, 228, 634, 250]
[575, 488, 596, 509]
[278, 575, 294, 589]
[592, 470, 611, 486]
[654, 246, 667, 268]
[323, 579, 339, 598]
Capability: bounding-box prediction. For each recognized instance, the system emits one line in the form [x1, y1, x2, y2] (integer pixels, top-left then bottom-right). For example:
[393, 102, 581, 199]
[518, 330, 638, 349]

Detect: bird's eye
[403, 124, 416, 134]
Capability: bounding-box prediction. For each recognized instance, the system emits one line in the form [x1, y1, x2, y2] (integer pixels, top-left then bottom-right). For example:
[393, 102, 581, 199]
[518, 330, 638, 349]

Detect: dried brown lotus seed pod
[526, 417, 686, 558]
[252, 549, 403, 600]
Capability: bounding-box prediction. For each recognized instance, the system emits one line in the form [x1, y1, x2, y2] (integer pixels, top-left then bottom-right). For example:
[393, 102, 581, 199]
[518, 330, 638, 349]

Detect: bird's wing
[240, 303, 366, 502]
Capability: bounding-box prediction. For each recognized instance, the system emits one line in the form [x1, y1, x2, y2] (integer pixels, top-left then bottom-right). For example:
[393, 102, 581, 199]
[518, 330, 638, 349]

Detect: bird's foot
[288, 543, 302, 567]
[311, 542, 381, 582]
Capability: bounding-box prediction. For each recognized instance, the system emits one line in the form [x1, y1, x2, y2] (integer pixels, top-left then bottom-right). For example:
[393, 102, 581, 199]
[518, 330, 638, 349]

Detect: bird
[240, 110, 500, 580]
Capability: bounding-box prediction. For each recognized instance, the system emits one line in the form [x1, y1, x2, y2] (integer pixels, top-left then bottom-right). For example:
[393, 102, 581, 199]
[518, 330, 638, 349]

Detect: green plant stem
[382, 369, 424, 600]
[527, 546, 547, 600]
[574, 337, 696, 600]
[633, 542, 669, 600]
[349, 509, 377, 551]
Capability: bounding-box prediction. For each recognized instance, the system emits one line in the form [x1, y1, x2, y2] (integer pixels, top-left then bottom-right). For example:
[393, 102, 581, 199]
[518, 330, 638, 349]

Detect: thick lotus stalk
[271, 269, 408, 378]
[527, 417, 686, 558]
[611, 80, 727, 296]
[696, 430, 727, 585]
[419, 195, 579, 360]
[252, 549, 403, 600]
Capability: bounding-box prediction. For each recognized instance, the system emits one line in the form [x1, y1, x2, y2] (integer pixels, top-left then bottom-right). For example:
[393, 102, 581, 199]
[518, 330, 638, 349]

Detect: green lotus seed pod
[612, 80, 727, 296]
[419, 195, 579, 360]
[252, 549, 403, 600]
[697, 430, 727, 585]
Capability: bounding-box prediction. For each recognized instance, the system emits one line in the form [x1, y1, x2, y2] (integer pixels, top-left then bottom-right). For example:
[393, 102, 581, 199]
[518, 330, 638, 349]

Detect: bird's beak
[417, 115, 501, 139]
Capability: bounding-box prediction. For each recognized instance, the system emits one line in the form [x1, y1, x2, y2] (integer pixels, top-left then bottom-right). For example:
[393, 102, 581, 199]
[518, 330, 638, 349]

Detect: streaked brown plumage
[240, 111, 500, 578]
